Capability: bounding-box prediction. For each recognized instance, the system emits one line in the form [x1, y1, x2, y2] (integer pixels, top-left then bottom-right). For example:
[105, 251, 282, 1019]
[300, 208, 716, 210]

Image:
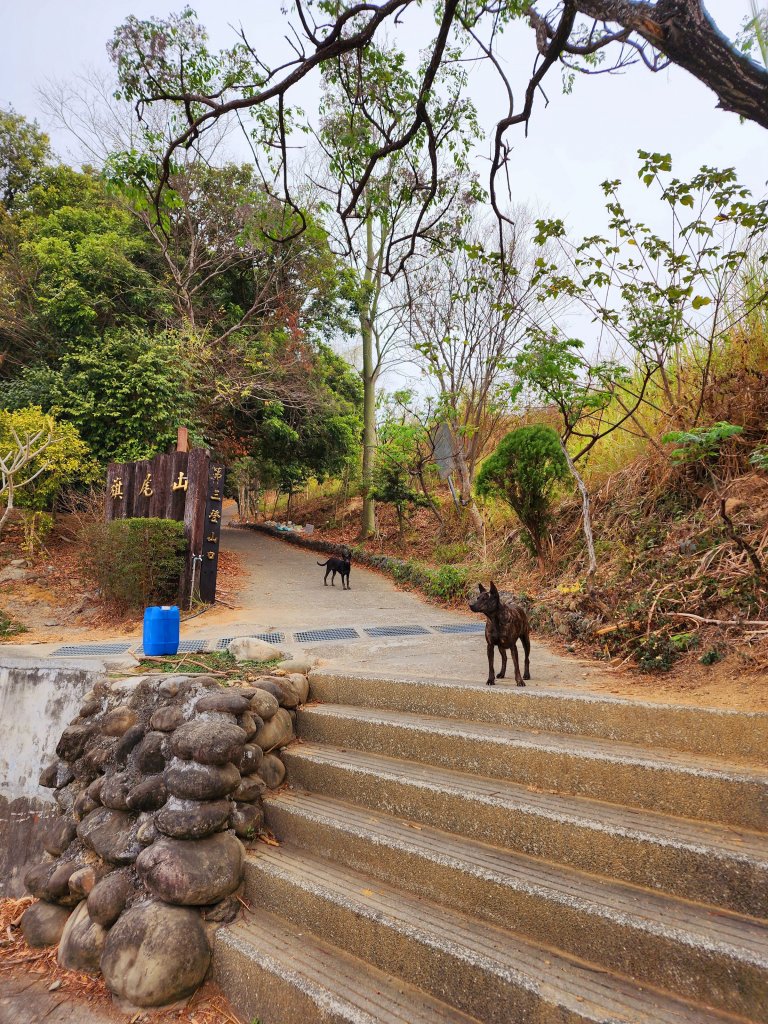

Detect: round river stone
[134, 731, 167, 774]
[77, 807, 142, 865]
[253, 708, 294, 752]
[156, 798, 231, 839]
[229, 801, 264, 840]
[237, 744, 263, 775]
[164, 760, 241, 801]
[101, 706, 138, 737]
[170, 720, 246, 765]
[260, 753, 287, 789]
[87, 867, 135, 927]
[149, 704, 185, 732]
[57, 900, 107, 975]
[136, 832, 243, 905]
[125, 776, 168, 812]
[249, 688, 279, 721]
[43, 816, 77, 857]
[101, 903, 211, 1008]
[20, 902, 71, 947]
[195, 691, 251, 715]
[100, 773, 131, 811]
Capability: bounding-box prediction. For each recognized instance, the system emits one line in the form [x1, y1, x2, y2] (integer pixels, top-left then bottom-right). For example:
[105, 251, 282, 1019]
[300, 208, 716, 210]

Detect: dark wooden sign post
[199, 462, 226, 604]
[104, 434, 223, 609]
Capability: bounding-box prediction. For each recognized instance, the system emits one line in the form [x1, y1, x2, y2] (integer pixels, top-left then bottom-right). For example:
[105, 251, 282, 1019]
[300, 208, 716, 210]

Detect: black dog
[317, 556, 351, 590]
[469, 581, 531, 686]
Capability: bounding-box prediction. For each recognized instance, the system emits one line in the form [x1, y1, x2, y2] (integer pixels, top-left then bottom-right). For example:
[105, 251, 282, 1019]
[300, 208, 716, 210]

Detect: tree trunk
[559, 437, 597, 575]
[454, 445, 485, 537]
[0, 488, 12, 539]
[359, 215, 377, 540]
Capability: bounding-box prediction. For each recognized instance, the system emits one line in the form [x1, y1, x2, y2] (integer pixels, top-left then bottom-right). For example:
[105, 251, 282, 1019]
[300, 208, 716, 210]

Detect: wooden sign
[104, 448, 220, 609]
[199, 463, 226, 604]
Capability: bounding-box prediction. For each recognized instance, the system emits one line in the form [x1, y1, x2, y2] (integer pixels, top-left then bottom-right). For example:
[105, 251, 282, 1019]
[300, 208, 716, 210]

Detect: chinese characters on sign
[105, 448, 212, 608]
[199, 463, 226, 604]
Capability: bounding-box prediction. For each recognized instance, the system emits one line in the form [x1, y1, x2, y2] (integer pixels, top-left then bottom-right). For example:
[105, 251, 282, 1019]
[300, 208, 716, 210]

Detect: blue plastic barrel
[142, 605, 180, 656]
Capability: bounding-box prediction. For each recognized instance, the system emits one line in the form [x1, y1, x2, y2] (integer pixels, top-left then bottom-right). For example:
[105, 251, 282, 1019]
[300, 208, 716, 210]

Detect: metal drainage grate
[433, 623, 487, 634]
[135, 640, 210, 657]
[216, 633, 285, 650]
[294, 627, 359, 643]
[53, 643, 132, 657]
[364, 625, 430, 638]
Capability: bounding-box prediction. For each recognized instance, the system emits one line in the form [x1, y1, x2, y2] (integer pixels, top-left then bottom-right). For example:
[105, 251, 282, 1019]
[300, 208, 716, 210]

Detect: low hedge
[81, 518, 187, 612]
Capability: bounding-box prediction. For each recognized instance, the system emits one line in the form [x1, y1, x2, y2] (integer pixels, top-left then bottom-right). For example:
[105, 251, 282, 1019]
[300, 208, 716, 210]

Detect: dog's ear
[478, 583, 486, 592]
[490, 581, 499, 595]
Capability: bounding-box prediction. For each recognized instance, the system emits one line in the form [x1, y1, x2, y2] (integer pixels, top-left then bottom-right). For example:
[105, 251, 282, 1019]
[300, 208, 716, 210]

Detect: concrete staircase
[215, 669, 768, 1024]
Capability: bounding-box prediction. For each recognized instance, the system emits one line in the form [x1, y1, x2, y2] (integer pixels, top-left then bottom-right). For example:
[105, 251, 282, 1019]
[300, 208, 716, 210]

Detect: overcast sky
[2, 1, 765, 239]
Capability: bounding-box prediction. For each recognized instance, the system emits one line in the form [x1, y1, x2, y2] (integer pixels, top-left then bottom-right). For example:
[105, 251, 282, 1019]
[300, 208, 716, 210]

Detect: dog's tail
[317, 560, 329, 566]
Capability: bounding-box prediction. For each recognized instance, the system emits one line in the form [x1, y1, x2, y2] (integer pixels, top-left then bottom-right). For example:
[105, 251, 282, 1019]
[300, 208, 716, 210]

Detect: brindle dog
[469, 582, 531, 686]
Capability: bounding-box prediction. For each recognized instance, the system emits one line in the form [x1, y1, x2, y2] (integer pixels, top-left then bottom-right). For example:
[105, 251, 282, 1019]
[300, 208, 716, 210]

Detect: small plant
[636, 634, 679, 672]
[0, 610, 26, 638]
[433, 541, 469, 564]
[662, 422, 743, 466]
[20, 509, 54, 558]
[80, 518, 187, 612]
[635, 630, 697, 672]
[749, 444, 768, 472]
[699, 648, 723, 666]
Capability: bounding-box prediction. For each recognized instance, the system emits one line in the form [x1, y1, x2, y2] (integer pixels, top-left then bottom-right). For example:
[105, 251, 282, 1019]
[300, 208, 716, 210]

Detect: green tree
[317, 43, 478, 538]
[372, 419, 431, 539]
[108, 3, 768, 258]
[0, 165, 168, 370]
[475, 425, 570, 570]
[0, 108, 51, 211]
[251, 343, 363, 510]
[3, 330, 196, 463]
[0, 407, 94, 535]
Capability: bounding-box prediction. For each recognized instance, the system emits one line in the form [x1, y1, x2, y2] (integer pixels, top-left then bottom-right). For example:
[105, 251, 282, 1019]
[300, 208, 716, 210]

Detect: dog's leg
[331, 570, 336, 586]
[496, 645, 507, 679]
[522, 631, 531, 680]
[485, 642, 496, 685]
[510, 640, 525, 686]
[324, 568, 330, 586]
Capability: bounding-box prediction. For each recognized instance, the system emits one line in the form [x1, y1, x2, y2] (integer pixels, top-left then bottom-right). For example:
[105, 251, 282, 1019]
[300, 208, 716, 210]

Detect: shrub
[80, 518, 186, 611]
[423, 564, 469, 601]
[433, 541, 470, 564]
[475, 425, 569, 568]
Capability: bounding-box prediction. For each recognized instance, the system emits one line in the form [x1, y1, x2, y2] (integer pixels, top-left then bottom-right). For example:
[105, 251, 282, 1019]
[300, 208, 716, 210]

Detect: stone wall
[19, 666, 306, 1010]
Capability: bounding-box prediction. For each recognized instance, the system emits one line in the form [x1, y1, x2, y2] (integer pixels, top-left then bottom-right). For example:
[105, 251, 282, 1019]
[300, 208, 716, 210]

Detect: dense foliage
[476, 426, 570, 567]
[80, 518, 187, 610]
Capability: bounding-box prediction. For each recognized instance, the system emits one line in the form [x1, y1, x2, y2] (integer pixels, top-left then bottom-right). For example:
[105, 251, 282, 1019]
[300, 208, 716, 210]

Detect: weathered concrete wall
[0, 657, 102, 896]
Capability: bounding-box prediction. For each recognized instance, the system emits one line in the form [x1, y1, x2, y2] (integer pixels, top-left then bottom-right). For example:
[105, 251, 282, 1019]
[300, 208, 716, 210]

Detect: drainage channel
[49, 622, 486, 658]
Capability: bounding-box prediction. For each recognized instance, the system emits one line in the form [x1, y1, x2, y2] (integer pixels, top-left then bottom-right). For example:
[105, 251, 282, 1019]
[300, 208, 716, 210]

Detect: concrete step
[309, 669, 768, 762]
[242, 845, 751, 1024]
[281, 744, 768, 916]
[297, 703, 768, 829]
[265, 790, 768, 1019]
[215, 907, 481, 1024]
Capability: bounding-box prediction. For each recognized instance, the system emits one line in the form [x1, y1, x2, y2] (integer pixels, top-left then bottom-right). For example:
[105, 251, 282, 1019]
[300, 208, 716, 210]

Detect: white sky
[1, 1, 765, 386]
[1, 0, 764, 239]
